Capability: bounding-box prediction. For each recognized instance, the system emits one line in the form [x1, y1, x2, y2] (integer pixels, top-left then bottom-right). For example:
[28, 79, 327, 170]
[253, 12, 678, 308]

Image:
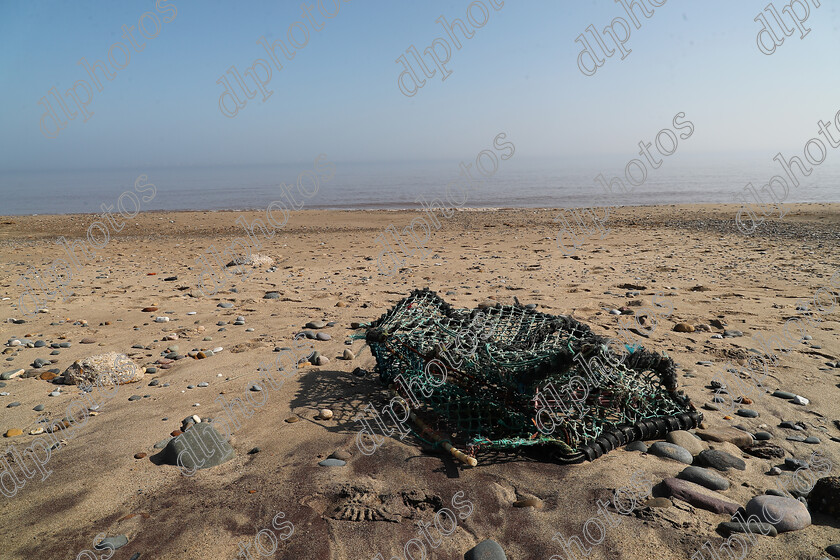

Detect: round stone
[625, 441, 648, 453]
[745, 495, 811, 532]
[318, 408, 333, 420]
[33, 404, 45, 411]
[698, 449, 746, 471]
[665, 430, 706, 456]
[649, 442, 693, 464]
[826, 544, 840, 558]
[773, 390, 796, 399]
[318, 458, 345, 467]
[737, 409, 759, 418]
[465, 539, 506, 560]
[754, 431, 772, 441]
[306, 320, 328, 329]
[316, 332, 331, 341]
[342, 349, 355, 360]
[5, 428, 23, 437]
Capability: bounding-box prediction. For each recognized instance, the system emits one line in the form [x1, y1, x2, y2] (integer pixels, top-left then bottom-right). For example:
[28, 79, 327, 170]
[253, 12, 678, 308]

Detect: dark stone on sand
[625, 441, 648, 452]
[743, 442, 785, 459]
[677, 466, 730, 491]
[465, 539, 506, 560]
[95, 535, 128, 550]
[718, 521, 777, 538]
[164, 423, 234, 470]
[698, 449, 746, 471]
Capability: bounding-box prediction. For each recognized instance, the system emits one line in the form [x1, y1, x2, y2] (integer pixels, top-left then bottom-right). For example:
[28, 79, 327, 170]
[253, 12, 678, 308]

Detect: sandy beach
[1, 203, 839, 560]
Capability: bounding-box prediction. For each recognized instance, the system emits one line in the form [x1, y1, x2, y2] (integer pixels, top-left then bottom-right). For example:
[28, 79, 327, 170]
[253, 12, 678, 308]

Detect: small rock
[754, 431, 772, 441]
[318, 409, 333, 420]
[674, 323, 695, 333]
[6, 401, 21, 408]
[464, 539, 506, 560]
[285, 416, 299, 423]
[33, 404, 45, 411]
[4, 428, 23, 437]
[134, 453, 147, 459]
[745, 495, 811, 532]
[660, 477, 740, 515]
[80, 338, 96, 344]
[128, 395, 142, 401]
[666, 430, 706, 456]
[826, 544, 840, 558]
[677, 466, 730, 491]
[698, 449, 746, 471]
[773, 390, 796, 400]
[248, 447, 260, 455]
[316, 332, 331, 341]
[649, 442, 693, 464]
[316, 355, 330, 366]
[318, 458, 346, 467]
[791, 395, 809, 405]
[306, 320, 328, 329]
[342, 349, 355, 360]
[718, 520, 777, 538]
[625, 441, 648, 452]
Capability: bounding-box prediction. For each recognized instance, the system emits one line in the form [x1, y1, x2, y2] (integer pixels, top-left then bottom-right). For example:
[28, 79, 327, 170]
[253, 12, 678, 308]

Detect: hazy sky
[1, 0, 839, 171]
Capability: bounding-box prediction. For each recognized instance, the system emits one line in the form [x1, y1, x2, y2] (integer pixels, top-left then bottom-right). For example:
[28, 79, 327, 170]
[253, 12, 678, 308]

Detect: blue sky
[1, 0, 839, 171]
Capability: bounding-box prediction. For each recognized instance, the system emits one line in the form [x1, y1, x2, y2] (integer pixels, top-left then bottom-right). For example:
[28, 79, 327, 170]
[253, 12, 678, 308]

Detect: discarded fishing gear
[356, 289, 701, 464]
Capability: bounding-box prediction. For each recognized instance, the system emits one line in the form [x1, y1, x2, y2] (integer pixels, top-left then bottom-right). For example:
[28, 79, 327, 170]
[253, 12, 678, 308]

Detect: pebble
[723, 330, 743, 338]
[718, 521, 777, 538]
[316, 356, 330, 366]
[264, 292, 281, 299]
[318, 458, 346, 467]
[780, 421, 804, 431]
[342, 349, 355, 360]
[49, 391, 61, 397]
[5, 429, 23, 437]
[318, 409, 333, 420]
[306, 320, 328, 329]
[791, 395, 809, 405]
[768, 467, 782, 475]
[95, 535, 129, 551]
[1, 369, 24, 380]
[80, 338, 96, 344]
[250, 384, 262, 392]
[146, 368, 158, 374]
[29, 427, 44, 435]
[316, 332, 331, 341]
[826, 545, 840, 558]
[773, 390, 796, 399]
[674, 323, 694, 333]
[33, 404, 44, 411]
[745, 495, 811, 532]
[698, 449, 746, 471]
[465, 540, 506, 560]
[649, 442, 693, 464]
[666, 431, 706, 456]
[677, 466, 730, 491]
[198, 382, 209, 388]
[625, 441, 648, 452]
[155, 317, 169, 323]
[285, 416, 299, 423]
[142, 307, 158, 312]
[754, 431, 772, 441]
[737, 409, 759, 418]
[299, 330, 317, 339]
[804, 436, 820, 444]
[248, 447, 260, 455]
[128, 395, 142, 401]
[6, 401, 21, 408]
[785, 458, 808, 470]
[134, 453, 147, 459]
[218, 302, 234, 308]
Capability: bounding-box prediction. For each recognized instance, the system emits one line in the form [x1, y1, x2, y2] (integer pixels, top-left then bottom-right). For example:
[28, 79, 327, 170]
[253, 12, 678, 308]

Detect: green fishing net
[357, 289, 701, 463]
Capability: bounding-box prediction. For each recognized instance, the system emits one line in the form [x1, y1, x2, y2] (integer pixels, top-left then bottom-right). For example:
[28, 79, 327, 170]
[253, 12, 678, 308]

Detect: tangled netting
[357, 289, 701, 463]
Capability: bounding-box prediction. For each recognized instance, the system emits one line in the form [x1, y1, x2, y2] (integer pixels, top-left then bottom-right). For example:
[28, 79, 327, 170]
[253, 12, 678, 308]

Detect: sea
[1, 154, 839, 216]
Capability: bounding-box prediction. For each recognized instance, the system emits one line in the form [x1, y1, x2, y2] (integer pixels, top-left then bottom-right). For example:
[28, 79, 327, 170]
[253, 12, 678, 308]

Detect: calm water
[1, 155, 839, 216]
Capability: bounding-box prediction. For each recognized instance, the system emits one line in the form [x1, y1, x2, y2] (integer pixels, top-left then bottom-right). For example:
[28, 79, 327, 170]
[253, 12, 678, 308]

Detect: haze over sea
[2, 154, 839, 216]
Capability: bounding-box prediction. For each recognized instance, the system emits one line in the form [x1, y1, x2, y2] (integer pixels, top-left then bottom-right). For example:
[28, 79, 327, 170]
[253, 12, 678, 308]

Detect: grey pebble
[6, 401, 21, 408]
[33, 404, 44, 411]
[649, 442, 693, 464]
[318, 458, 346, 467]
[306, 320, 328, 329]
[737, 409, 759, 418]
[316, 332, 331, 341]
[128, 395, 142, 401]
[625, 441, 648, 452]
[218, 302, 234, 308]
[754, 431, 772, 441]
